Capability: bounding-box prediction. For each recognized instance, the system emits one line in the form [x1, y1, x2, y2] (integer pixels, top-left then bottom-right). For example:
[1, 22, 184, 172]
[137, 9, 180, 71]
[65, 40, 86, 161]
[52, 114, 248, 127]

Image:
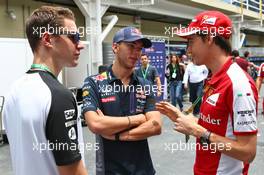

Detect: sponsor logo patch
[237, 120, 256, 126]
[68, 127, 77, 140]
[82, 90, 89, 97]
[206, 93, 220, 106]
[237, 110, 254, 117]
[131, 28, 142, 35]
[200, 113, 221, 125]
[95, 72, 107, 81]
[64, 109, 75, 120]
[101, 96, 116, 103]
[201, 16, 217, 25]
[65, 120, 77, 127]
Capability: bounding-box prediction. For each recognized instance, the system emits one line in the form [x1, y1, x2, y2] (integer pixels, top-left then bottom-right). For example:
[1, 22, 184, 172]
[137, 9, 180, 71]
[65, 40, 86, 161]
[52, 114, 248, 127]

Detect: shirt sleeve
[82, 77, 100, 114]
[232, 80, 258, 135]
[45, 90, 81, 166]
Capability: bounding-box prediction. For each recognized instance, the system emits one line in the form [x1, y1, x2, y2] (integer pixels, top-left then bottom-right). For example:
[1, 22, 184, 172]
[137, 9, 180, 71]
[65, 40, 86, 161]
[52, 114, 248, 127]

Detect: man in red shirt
[231, 50, 250, 72]
[156, 11, 258, 175]
[232, 50, 259, 79]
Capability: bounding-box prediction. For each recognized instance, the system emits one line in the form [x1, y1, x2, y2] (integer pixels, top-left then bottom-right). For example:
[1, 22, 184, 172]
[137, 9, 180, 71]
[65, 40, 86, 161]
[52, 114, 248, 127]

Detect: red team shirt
[195, 58, 258, 175]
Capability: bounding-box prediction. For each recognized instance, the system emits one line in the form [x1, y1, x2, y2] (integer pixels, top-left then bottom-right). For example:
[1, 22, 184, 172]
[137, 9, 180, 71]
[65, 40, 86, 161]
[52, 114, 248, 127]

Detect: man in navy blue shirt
[82, 26, 161, 175]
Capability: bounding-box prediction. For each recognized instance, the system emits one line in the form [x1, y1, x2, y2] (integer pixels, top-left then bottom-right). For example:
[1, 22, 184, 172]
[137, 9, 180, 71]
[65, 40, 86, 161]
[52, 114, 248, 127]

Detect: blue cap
[113, 26, 152, 48]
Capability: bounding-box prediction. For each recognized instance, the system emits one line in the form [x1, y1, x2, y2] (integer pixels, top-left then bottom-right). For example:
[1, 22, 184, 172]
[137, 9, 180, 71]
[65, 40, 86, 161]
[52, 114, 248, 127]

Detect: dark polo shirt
[82, 65, 156, 175]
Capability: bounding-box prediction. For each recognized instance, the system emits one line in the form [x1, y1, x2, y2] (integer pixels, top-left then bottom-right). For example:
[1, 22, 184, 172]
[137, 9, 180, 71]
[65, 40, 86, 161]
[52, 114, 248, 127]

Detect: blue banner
[136, 41, 166, 100]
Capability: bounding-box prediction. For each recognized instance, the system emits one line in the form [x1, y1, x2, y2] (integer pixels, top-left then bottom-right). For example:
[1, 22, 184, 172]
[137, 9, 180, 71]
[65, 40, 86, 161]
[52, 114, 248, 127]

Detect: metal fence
[222, 0, 264, 14]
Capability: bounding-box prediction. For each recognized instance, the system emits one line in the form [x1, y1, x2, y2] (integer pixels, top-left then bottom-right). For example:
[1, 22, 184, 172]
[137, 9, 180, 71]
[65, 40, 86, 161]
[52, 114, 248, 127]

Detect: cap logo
[131, 28, 142, 36]
[201, 16, 217, 25]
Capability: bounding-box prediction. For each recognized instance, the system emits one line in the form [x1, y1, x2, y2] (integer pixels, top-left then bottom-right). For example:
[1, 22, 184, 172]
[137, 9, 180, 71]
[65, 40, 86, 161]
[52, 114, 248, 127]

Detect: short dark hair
[231, 50, 240, 57]
[244, 51, 250, 58]
[141, 53, 148, 57]
[26, 6, 75, 53]
[198, 34, 232, 55]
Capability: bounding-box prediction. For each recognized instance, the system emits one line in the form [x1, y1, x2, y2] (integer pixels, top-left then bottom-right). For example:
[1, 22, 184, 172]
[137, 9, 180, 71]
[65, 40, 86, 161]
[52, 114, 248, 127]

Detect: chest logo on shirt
[206, 93, 220, 106]
[64, 109, 75, 120]
[99, 85, 116, 97]
[101, 96, 116, 103]
[200, 113, 221, 125]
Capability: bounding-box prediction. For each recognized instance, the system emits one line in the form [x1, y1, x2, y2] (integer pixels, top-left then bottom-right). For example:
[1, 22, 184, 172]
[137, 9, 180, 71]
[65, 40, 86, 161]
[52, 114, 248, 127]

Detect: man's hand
[96, 109, 104, 117]
[173, 114, 202, 137]
[155, 101, 182, 121]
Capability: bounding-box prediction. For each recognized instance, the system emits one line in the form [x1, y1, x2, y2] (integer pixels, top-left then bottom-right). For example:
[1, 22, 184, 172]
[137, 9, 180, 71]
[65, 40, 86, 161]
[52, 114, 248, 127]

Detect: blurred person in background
[165, 54, 185, 111]
[135, 53, 162, 97]
[183, 58, 208, 115]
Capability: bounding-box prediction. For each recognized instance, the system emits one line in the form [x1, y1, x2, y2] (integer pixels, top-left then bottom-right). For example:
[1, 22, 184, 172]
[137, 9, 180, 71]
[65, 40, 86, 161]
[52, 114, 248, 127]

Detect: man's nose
[77, 42, 85, 50]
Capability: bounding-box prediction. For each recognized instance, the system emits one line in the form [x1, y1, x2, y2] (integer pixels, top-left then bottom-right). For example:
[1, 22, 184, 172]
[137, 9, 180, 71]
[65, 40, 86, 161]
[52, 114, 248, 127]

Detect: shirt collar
[107, 64, 139, 84]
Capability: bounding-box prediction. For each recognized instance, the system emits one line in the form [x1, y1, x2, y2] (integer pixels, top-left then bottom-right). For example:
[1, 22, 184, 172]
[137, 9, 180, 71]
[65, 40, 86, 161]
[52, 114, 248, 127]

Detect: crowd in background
[140, 50, 260, 115]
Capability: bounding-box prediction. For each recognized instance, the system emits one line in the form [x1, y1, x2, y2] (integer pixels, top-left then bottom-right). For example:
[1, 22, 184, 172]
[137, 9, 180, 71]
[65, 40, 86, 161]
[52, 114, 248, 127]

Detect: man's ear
[41, 32, 53, 48]
[112, 43, 118, 54]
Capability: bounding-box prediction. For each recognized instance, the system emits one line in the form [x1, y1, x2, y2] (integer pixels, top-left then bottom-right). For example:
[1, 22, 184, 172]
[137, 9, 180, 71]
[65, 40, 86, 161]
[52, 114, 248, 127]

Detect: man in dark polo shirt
[135, 54, 162, 97]
[82, 26, 161, 175]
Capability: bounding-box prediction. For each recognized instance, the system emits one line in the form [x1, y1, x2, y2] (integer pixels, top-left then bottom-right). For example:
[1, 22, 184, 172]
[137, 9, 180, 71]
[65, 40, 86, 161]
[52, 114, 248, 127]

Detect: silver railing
[222, 0, 264, 15]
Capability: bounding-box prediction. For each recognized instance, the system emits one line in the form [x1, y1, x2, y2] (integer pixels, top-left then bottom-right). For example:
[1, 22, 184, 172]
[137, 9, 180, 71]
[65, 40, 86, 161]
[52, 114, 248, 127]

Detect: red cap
[176, 11, 232, 39]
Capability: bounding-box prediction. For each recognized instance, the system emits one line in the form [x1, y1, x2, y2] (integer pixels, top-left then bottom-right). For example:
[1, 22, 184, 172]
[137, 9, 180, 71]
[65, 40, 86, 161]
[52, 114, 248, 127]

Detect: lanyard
[30, 64, 55, 77]
[141, 65, 149, 79]
[172, 64, 177, 73]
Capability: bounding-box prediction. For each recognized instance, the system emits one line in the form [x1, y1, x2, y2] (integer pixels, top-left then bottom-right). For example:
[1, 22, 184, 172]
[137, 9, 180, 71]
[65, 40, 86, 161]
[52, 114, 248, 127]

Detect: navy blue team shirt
[82, 65, 156, 175]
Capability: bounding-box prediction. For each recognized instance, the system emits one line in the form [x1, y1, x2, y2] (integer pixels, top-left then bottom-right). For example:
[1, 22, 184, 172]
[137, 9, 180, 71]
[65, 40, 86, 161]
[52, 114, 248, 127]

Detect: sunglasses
[54, 32, 81, 44]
